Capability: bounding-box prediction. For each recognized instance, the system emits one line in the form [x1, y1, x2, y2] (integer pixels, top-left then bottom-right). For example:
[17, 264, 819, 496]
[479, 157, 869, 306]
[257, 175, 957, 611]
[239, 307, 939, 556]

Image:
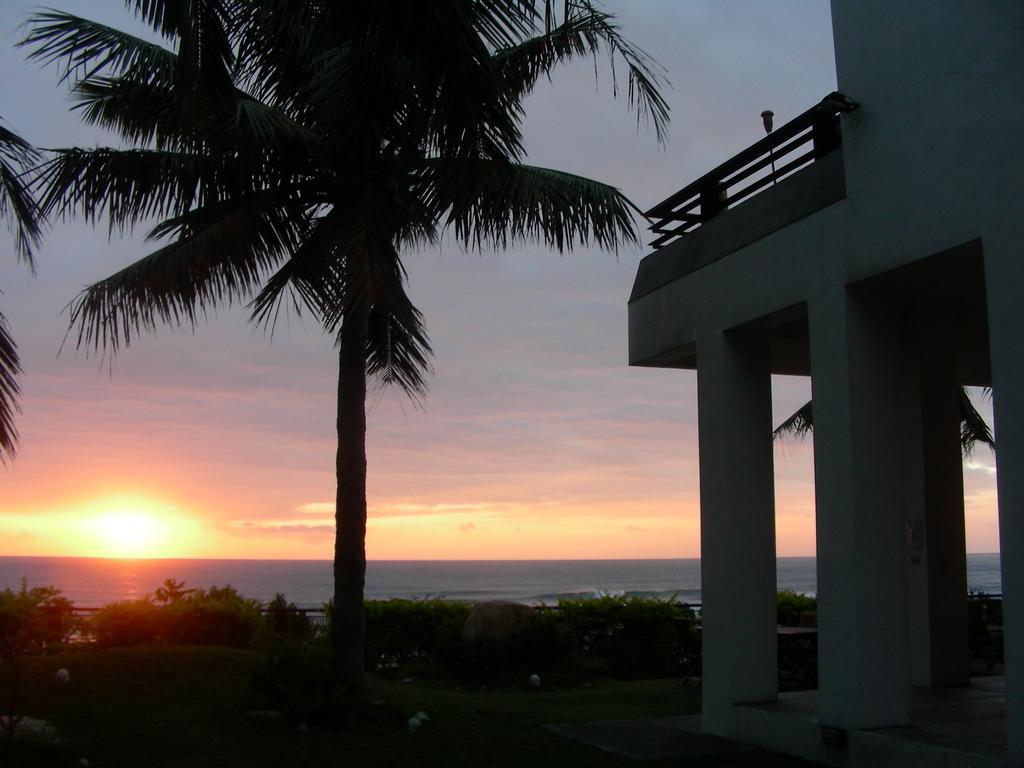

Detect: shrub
[556, 595, 695, 679]
[364, 599, 471, 675]
[0, 582, 76, 653]
[161, 585, 262, 647]
[461, 602, 571, 679]
[969, 590, 1002, 627]
[0, 583, 76, 734]
[263, 593, 313, 642]
[776, 591, 817, 627]
[92, 599, 163, 647]
[359, 596, 697, 681]
[92, 581, 261, 648]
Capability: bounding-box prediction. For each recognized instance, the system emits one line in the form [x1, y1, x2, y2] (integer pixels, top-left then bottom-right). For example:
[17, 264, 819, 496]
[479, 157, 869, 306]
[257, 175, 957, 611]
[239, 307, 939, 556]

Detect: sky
[0, 1, 1000, 560]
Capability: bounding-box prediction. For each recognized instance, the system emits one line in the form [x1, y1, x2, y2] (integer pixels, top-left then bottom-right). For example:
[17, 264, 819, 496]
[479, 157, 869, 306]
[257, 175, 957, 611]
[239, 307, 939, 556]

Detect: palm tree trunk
[332, 317, 368, 691]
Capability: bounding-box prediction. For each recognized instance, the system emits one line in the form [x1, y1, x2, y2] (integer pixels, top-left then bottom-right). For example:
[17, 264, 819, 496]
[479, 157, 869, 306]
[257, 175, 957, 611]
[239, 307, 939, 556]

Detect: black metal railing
[646, 91, 858, 249]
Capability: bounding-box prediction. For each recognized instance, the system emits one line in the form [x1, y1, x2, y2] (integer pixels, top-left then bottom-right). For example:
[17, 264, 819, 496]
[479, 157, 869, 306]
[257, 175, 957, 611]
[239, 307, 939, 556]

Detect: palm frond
[455, 0, 538, 52]
[363, 242, 433, 399]
[495, 0, 670, 145]
[290, 6, 525, 164]
[248, 212, 350, 333]
[0, 119, 42, 465]
[253, 218, 433, 399]
[960, 387, 995, 456]
[773, 400, 813, 442]
[68, 191, 309, 354]
[69, 76, 191, 150]
[230, 0, 330, 107]
[325, 240, 434, 401]
[402, 2, 529, 160]
[0, 120, 43, 267]
[230, 94, 324, 157]
[69, 75, 324, 161]
[23, 8, 261, 153]
[21, 11, 177, 87]
[125, 0, 236, 94]
[426, 160, 641, 252]
[0, 309, 21, 464]
[34, 147, 213, 231]
[33, 145, 302, 234]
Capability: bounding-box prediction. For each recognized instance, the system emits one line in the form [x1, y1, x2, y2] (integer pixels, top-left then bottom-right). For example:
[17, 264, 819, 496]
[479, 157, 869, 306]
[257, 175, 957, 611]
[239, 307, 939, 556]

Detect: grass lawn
[1, 646, 812, 767]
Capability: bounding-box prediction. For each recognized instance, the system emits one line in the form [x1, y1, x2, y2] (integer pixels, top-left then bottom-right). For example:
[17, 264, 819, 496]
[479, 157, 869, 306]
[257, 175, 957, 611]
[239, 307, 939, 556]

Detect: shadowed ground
[0, 646, 816, 767]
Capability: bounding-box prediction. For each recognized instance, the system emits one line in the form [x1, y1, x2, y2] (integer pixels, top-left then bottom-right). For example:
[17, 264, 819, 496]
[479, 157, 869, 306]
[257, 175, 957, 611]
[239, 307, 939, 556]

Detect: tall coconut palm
[774, 388, 995, 456]
[0, 119, 44, 463]
[23, 0, 668, 686]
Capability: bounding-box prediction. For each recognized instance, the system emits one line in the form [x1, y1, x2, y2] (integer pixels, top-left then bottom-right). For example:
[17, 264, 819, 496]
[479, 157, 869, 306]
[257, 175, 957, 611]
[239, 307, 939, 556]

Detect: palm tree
[23, 0, 668, 687]
[0, 119, 44, 464]
[774, 388, 995, 455]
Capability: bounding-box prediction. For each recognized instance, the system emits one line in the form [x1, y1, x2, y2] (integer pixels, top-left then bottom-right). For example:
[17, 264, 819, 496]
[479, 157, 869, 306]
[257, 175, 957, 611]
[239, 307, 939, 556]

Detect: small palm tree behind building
[774, 388, 995, 456]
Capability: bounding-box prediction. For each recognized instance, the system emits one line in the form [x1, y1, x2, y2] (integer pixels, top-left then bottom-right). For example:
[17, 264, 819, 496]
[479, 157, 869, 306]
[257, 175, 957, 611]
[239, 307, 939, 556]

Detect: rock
[463, 602, 537, 647]
[56, 668, 70, 684]
[0, 715, 58, 743]
[243, 710, 284, 721]
[462, 602, 542, 673]
[529, 674, 541, 688]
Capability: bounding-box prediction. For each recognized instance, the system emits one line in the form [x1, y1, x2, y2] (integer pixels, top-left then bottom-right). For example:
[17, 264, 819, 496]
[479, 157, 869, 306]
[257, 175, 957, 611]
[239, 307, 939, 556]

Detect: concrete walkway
[546, 715, 757, 761]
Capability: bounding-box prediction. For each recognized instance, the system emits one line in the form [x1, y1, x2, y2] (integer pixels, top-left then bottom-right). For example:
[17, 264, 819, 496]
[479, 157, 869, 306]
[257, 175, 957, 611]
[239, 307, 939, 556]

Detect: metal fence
[645, 91, 858, 249]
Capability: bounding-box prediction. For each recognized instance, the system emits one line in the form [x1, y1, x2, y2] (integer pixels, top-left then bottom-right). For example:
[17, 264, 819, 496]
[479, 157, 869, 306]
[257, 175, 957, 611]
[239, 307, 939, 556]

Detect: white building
[628, 3, 1022, 766]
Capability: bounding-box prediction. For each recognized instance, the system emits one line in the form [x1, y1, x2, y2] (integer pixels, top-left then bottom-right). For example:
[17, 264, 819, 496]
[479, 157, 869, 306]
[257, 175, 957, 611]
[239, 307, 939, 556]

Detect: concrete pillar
[984, 236, 1024, 766]
[696, 330, 777, 736]
[906, 309, 969, 687]
[809, 288, 911, 730]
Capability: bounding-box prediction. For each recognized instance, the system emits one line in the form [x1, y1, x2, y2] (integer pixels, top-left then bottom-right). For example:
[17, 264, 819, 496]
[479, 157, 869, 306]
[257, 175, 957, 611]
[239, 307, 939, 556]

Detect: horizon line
[0, 552, 1002, 563]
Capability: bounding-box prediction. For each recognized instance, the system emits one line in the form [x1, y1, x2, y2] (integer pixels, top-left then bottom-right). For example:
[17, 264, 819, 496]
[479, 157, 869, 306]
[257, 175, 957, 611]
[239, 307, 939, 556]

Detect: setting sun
[93, 513, 162, 559]
[71, 496, 202, 559]
[0, 495, 208, 559]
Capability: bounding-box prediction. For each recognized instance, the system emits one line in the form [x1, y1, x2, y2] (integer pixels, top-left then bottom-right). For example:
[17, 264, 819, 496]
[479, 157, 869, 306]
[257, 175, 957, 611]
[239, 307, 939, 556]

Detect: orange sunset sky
[0, 2, 1000, 561]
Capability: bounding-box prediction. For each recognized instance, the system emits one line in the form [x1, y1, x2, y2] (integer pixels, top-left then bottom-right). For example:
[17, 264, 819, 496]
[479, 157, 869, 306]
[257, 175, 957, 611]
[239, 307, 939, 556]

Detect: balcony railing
[646, 91, 859, 249]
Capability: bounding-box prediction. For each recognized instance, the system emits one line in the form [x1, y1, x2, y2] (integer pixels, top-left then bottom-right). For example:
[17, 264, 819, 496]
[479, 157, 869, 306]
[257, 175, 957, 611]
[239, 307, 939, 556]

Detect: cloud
[224, 519, 334, 537]
[0, 1, 841, 561]
[372, 501, 539, 518]
[295, 502, 335, 515]
[458, 522, 476, 533]
[965, 461, 997, 476]
[965, 488, 999, 510]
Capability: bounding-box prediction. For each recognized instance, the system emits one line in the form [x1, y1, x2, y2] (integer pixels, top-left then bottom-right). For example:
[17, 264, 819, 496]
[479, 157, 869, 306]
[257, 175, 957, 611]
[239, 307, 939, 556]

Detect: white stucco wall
[629, 2, 1024, 765]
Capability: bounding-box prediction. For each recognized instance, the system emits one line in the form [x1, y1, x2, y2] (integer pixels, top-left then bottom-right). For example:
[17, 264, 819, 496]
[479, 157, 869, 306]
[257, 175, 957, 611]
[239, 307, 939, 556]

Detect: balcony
[630, 92, 858, 302]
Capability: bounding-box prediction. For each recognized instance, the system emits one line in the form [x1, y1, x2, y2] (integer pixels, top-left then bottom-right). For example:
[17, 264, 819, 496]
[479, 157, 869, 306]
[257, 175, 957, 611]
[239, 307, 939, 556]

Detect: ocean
[0, 554, 1003, 608]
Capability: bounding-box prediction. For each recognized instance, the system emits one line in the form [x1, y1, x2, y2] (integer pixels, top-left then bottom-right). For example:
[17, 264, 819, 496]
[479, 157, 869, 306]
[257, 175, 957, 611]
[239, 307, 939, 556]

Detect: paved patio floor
[549, 677, 1007, 766]
[867, 675, 1006, 761]
[737, 676, 1006, 767]
[545, 715, 756, 761]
